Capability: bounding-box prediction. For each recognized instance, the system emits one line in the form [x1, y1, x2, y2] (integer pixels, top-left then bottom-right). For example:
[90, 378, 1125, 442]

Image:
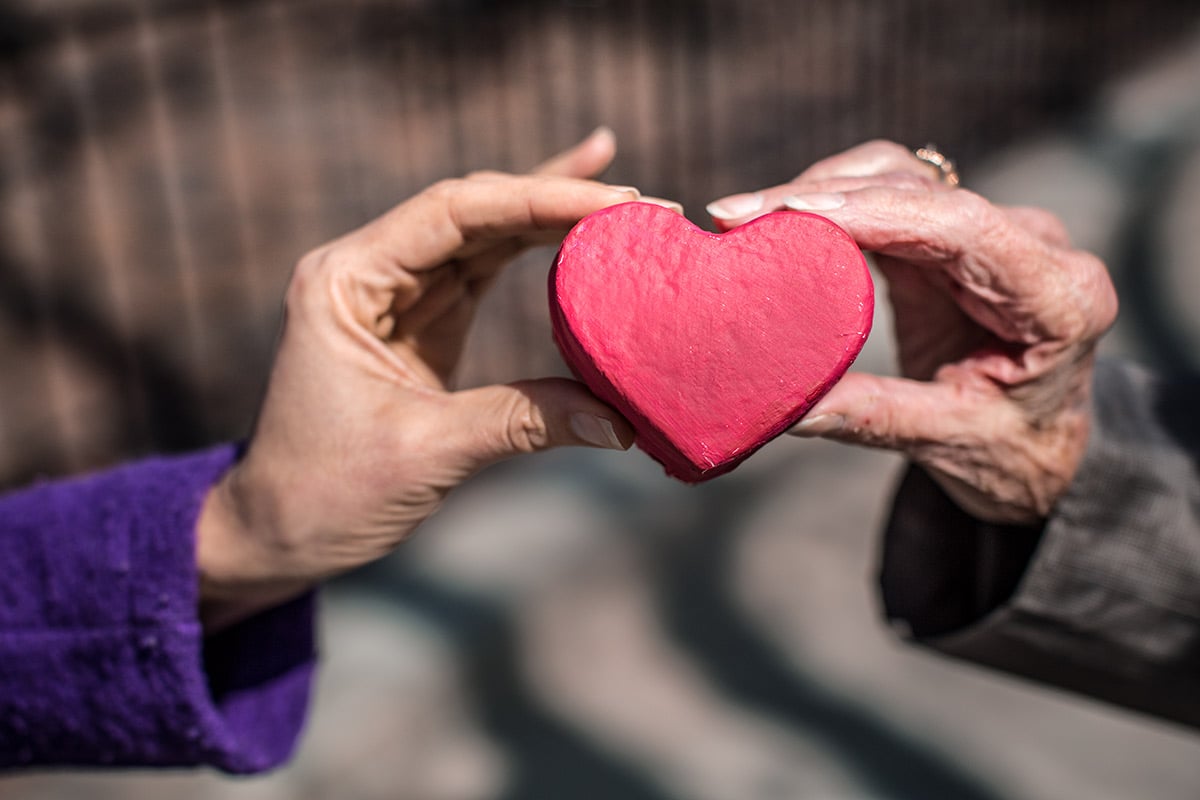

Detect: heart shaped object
[550, 202, 872, 482]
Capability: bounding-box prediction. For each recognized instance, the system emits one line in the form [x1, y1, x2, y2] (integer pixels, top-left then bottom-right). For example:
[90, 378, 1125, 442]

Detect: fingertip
[588, 124, 616, 152]
[638, 197, 684, 215]
[575, 125, 617, 175]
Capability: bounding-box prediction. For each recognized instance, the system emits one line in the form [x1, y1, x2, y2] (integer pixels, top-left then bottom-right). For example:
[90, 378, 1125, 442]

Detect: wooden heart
[550, 202, 872, 482]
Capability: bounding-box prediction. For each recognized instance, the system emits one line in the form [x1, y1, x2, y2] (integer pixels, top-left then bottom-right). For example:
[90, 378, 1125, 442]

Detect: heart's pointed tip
[659, 459, 728, 485]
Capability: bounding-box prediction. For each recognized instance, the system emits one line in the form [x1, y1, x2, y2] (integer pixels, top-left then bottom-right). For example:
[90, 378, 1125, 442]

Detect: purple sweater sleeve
[0, 445, 317, 773]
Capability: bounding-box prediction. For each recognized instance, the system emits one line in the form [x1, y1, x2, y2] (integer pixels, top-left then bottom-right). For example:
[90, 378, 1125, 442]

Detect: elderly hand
[197, 130, 642, 629]
[708, 141, 1118, 525]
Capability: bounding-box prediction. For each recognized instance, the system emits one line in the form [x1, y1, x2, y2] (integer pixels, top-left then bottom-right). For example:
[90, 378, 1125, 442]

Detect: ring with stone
[914, 144, 960, 187]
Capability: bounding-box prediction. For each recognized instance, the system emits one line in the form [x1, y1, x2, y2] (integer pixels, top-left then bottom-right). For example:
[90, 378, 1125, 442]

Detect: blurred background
[3, 0, 1200, 797]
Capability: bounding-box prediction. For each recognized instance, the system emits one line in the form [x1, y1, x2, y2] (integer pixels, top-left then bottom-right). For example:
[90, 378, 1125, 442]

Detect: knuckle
[286, 246, 334, 311]
[502, 394, 549, 454]
[952, 190, 1010, 244]
[803, 140, 912, 182]
[878, 170, 936, 191]
[856, 140, 925, 177]
[953, 189, 998, 223]
[426, 177, 463, 203]
[857, 138, 908, 158]
[423, 177, 470, 237]
[1042, 249, 1118, 343]
[286, 243, 368, 325]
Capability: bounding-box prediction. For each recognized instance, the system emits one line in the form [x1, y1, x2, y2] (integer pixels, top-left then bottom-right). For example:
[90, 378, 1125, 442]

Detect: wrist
[196, 465, 311, 633]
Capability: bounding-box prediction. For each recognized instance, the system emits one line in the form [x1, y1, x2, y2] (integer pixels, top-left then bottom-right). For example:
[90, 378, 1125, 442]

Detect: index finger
[808, 186, 1118, 344]
[707, 140, 948, 229]
[356, 175, 639, 273]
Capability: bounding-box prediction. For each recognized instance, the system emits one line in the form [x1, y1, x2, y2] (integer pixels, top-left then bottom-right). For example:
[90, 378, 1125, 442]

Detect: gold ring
[914, 144, 960, 187]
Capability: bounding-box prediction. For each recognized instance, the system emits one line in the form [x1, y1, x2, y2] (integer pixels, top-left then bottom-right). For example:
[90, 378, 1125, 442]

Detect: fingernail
[706, 192, 763, 220]
[608, 185, 642, 198]
[640, 197, 684, 214]
[790, 413, 845, 437]
[784, 193, 845, 211]
[570, 413, 626, 450]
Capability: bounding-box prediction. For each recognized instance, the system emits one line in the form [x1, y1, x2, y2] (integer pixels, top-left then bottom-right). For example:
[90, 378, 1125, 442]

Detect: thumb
[787, 373, 984, 451]
[446, 377, 635, 469]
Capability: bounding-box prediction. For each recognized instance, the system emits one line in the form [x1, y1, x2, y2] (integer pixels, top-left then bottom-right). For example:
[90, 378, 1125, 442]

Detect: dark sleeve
[880, 358, 1200, 728]
[0, 445, 317, 773]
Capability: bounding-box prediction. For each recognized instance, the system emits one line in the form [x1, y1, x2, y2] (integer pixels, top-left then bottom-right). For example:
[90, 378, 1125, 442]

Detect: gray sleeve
[880, 358, 1200, 728]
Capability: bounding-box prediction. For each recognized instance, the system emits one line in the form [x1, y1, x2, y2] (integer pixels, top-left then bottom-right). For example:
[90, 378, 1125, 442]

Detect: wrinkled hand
[708, 140, 1118, 525]
[197, 130, 640, 629]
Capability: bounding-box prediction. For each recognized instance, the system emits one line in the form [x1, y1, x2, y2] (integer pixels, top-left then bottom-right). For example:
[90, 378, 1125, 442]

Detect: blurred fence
[4, 2, 1200, 799]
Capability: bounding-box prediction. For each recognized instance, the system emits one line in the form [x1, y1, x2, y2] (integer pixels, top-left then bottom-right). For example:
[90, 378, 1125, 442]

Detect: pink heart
[550, 202, 873, 482]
